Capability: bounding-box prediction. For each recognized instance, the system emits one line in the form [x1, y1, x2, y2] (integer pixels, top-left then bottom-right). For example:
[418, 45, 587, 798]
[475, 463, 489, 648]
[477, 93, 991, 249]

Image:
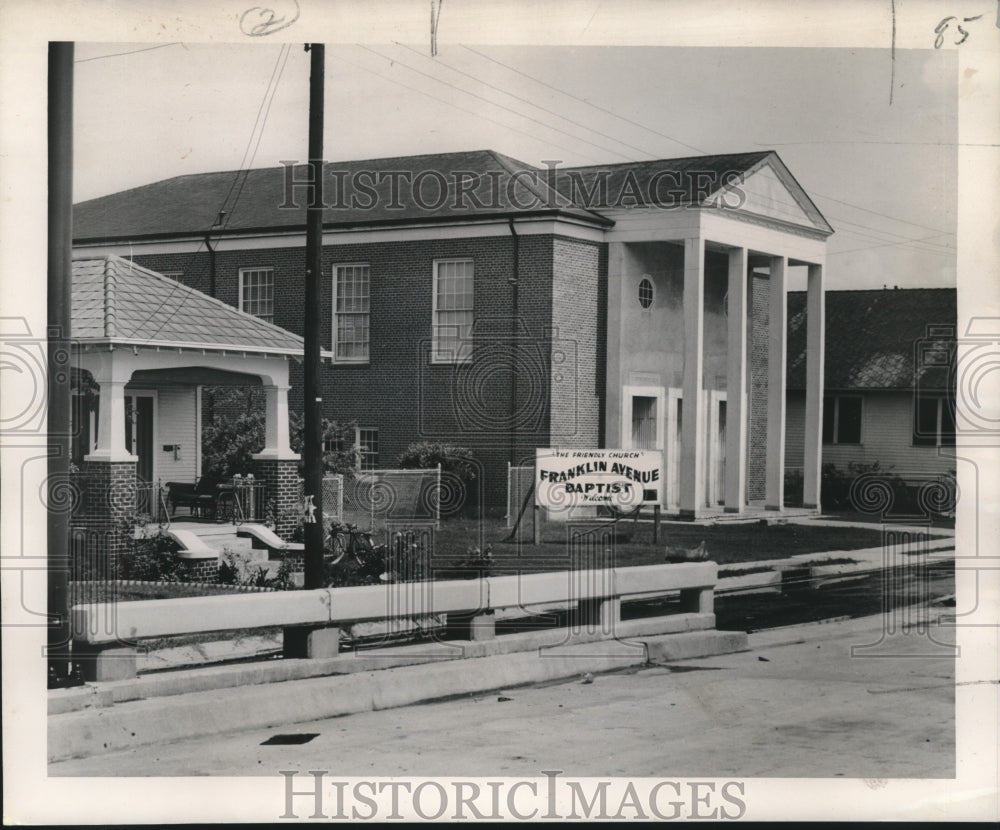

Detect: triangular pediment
[704, 154, 833, 235]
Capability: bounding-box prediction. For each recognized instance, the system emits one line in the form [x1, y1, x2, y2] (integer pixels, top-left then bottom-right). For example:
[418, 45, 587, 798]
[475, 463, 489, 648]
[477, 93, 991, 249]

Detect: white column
[802, 263, 825, 509]
[680, 236, 705, 517]
[253, 384, 299, 460]
[765, 256, 787, 510]
[724, 247, 748, 513]
[85, 379, 136, 462]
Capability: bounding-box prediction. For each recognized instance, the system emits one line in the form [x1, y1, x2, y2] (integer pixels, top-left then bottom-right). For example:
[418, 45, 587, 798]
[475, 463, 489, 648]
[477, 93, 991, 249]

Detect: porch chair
[165, 476, 226, 518]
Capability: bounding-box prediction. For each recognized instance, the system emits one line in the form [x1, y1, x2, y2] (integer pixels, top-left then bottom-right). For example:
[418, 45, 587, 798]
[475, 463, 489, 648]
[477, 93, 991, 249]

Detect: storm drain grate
[260, 733, 320, 746]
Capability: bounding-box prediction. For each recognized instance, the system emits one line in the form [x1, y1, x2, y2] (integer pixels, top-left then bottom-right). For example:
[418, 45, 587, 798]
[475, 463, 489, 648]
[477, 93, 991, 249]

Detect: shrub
[397, 441, 477, 516]
[201, 408, 359, 479]
[784, 470, 804, 507]
[201, 413, 265, 477]
[118, 525, 193, 582]
[821, 461, 907, 513]
[217, 549, 293, 590]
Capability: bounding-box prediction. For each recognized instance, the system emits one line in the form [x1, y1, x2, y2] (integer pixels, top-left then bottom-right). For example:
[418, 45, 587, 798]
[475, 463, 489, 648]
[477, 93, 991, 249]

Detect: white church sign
[535, 448, 663, 510]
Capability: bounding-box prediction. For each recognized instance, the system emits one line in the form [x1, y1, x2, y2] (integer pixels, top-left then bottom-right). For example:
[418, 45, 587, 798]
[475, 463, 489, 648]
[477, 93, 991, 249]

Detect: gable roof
[787, 288, 956, 391]
[554, 150, 832, 235]
[73, 149, 611, 243]
[72, 256, 305, 355]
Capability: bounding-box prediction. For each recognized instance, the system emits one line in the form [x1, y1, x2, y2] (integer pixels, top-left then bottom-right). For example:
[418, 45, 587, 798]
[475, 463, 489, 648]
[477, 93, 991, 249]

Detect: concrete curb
[48, 628, 747, 763]
[49, 612, 719, 715]
[718, 544, 955, 595]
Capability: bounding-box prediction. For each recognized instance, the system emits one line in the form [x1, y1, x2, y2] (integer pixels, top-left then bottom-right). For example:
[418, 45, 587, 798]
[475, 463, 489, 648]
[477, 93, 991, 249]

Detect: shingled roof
[787, 288, 956, 391]
[73, 148, 830, 243]
[73, 149, 610, 243]
[72, 256, 304, 355]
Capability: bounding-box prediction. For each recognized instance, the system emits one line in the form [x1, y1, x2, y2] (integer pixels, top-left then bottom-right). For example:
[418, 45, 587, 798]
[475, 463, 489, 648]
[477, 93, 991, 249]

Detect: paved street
[51, 613, 956, 779]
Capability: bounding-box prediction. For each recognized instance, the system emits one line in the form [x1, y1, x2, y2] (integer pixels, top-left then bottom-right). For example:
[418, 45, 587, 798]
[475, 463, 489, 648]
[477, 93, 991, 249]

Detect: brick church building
[72, 148, 831, 518]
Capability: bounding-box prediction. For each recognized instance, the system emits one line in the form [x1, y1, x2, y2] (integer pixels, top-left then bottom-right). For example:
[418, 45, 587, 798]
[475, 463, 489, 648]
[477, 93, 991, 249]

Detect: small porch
[69, 256, 305, 572]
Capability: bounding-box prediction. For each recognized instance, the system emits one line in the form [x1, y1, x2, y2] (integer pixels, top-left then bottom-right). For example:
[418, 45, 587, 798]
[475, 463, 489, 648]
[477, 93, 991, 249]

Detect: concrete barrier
[70, 562, 719, 681]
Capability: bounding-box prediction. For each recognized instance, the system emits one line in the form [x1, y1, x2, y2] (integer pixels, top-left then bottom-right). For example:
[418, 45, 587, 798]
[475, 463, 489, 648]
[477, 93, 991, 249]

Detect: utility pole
[303, 44, 326, 589]
[48, 42, 74, 683]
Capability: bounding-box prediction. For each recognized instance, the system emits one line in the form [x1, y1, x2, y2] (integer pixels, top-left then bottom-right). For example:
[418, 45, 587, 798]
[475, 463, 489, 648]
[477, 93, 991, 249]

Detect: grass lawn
[70, 514, 895, 605]
[417, 515, 890, 571]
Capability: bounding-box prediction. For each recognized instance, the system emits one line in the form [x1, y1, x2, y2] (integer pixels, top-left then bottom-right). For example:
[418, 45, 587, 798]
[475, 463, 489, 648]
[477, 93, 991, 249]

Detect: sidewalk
[49, 610, 957, 778]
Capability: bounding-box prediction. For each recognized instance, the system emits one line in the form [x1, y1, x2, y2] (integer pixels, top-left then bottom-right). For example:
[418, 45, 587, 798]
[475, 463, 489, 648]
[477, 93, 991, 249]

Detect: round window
[638, 277, 654, 309]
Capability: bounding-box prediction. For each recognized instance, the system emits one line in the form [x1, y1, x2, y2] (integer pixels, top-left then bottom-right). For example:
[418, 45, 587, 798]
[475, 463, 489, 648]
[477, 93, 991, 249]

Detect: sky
[72, 41, 959, 290]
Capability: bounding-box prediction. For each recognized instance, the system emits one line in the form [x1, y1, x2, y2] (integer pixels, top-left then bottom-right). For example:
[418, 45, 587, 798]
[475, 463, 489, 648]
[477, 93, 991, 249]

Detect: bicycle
[327, 521, 384, 568]
[326, 521, 426, 584]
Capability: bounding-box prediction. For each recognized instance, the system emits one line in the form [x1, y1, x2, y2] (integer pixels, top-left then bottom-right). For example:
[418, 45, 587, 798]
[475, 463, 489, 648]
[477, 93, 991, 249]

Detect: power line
[75, 43, 182, 63]
[358, 45, 638, 163]
[128, 45, 293, 340]
[827, 233, 954, 257]
[394, 42, 662, 162]
[331, 50, 606, 164]
[462, 44, 957, 239]
[811, 191, 955, 236]
[217, 44, 292, 221]
[461, 44, 706, 157]
[224, 44, 292, 228]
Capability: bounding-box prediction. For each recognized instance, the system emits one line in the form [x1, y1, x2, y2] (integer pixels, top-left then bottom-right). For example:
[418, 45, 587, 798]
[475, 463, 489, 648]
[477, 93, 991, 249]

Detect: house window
[161, 271, 184, 281]
[239, 267, 274, 323]
[638, 277, 654, 309]
[822, 395, 862, 444]
[357, 428, 379, 471]
[631, 396, 657, 448]
[433, 259, 474, 362]
[333, 264, 370, 362]
[913, 393, 956, 447]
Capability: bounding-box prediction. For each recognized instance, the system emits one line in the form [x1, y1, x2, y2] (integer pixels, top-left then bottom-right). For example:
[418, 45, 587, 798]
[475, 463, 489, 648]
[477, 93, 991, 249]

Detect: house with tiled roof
[784, 287, 956, 489]
[73, 148, 832, 521]
[70, 256, 310, 551]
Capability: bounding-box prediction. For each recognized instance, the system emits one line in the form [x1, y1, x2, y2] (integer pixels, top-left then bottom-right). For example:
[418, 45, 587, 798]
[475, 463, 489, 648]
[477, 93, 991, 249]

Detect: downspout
[508, 218, 519, 467]
[203, 233, 217, 299]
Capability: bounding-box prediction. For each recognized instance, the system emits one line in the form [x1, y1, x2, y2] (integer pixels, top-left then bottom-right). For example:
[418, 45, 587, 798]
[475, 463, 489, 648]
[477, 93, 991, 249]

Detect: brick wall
[748, 274, 769, 502]
[132, 232, 584, 514]
[70, 460, 137, 578]
[551, 236, 603, 449]
[253, 457, 301, 539]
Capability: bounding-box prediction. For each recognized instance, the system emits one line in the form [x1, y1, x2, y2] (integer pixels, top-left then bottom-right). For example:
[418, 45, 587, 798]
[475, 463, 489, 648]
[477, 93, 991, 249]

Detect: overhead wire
[460, 44, 956, 240]
[356, 44, 639, 163]
[394, 41, 663, 162]
[328, 49, 607, 164]
[75, 43, 182, 63]
[127, 44, 293, 340]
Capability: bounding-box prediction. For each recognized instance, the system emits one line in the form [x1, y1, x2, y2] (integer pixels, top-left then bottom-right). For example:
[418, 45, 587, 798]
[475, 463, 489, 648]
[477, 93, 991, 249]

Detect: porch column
[256, 383, 295, 459]
[802, 263, 825, 509]
[86, 379, 135, 461]
[724, 246, 748, 513]
[680, 236, 705, 518]
[765, 256, 787, 511]
[78, 375, 137, 578]
[252, 383, 300, 540]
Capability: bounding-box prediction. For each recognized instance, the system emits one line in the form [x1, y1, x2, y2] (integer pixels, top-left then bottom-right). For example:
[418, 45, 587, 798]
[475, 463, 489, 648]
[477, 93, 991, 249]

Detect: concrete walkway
[50, 611, 957, 778]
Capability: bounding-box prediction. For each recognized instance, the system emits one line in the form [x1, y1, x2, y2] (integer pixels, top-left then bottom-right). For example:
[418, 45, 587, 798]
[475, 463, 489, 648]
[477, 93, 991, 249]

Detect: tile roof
[787, 288, 956, 391]
[71, 256, 304, 354]
[73, 149, 610, 242]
